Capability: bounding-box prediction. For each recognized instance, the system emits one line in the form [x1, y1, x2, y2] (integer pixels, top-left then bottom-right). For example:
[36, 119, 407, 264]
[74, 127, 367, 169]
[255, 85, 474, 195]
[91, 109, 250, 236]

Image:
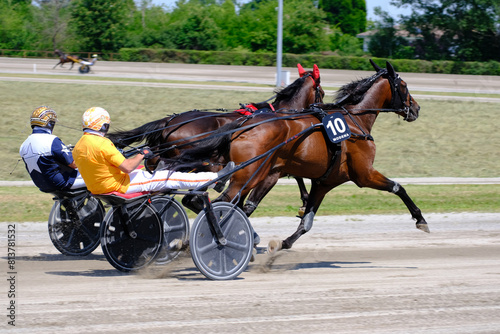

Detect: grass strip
[2, 184, 498, 222]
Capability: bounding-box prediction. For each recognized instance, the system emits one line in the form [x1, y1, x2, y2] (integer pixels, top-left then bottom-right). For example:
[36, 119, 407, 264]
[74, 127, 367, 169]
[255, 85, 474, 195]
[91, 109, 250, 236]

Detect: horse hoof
[250, 248, 257, 262]
[168, 239, 184, 251]
[267, 240, 283, 254]
[416, 223, 430, 233]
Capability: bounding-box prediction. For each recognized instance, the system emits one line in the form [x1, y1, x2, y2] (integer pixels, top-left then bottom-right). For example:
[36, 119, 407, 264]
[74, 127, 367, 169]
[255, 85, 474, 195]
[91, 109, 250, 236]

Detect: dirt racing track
[1, 59, 500, 332]
[3, 211, 500, 333]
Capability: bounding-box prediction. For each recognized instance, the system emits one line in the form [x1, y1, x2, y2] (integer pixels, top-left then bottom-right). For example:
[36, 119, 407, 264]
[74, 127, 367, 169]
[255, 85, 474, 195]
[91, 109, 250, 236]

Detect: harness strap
[349, 133, 374, 141]
[315, 145, 342, 183]
[235, 104, 258, 115]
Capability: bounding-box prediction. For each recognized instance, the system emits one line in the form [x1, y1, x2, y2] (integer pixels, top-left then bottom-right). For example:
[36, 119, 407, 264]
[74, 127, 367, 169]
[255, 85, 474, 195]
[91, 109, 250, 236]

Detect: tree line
[0, 0, 499, 62]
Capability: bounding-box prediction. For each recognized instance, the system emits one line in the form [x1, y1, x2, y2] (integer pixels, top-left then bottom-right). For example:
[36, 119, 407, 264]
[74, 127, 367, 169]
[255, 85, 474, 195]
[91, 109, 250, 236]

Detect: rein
[192, 121, 322, 194]
[155, 110, 321, 156]
[113, 93, 292, 146]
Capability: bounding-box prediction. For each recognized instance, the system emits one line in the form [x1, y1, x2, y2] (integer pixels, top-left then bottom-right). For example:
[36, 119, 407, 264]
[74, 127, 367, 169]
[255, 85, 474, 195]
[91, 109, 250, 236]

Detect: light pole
[276, 0, 283, 87]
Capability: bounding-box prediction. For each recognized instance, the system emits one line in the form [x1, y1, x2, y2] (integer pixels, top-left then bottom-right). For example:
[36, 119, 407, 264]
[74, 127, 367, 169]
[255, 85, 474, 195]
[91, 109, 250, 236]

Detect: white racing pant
[126, 169, 217, 194]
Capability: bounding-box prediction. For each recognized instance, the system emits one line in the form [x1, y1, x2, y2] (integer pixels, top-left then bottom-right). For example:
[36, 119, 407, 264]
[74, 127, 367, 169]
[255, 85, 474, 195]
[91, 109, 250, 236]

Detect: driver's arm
[118, 154, 144, 173]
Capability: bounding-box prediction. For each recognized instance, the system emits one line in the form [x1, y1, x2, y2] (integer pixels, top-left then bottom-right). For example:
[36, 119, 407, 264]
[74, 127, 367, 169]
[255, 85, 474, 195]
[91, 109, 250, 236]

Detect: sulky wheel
[48, 195, 104, 256]
[78, 65, 90, 74]
[190, 202, 254, 280]
[150, 196, 189, 265]
[100, 202, 162, 272]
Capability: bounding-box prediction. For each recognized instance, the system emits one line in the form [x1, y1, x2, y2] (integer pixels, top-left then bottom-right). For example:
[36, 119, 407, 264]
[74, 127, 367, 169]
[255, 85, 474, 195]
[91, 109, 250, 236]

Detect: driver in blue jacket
[19, 106, 86, 193]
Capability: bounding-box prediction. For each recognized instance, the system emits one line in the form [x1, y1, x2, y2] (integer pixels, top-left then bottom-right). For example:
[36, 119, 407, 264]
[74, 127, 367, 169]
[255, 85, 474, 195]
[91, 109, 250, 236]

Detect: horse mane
[272, 75, 309, 105]
[334, 69, 387, 106]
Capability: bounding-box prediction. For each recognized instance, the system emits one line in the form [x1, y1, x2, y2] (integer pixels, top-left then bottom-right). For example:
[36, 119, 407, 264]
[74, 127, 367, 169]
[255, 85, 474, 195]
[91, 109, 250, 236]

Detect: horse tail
[166, 120, 241, 170]
[107, 117, 169, 148]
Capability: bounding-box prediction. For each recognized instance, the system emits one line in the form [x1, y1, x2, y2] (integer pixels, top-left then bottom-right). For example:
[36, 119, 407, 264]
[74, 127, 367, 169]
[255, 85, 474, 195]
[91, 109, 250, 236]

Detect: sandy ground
[2, 212, 499, 333]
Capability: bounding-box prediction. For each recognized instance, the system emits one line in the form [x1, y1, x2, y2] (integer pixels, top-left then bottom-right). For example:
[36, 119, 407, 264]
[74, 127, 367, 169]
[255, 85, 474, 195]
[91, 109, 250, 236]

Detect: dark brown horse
[107, 64, 324, 221]
[53, 49, 80, 69]
[175, 60, 429, 252]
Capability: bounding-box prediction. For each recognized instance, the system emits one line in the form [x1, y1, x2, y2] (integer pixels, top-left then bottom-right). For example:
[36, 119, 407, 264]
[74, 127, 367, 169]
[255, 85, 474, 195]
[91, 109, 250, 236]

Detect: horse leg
[69, 61, 74, 70]
[354, 171, 430, 233]
[242, 173, 280, 217]
[53, 61, 61, 69]
[391, 181, 430, 233]
[268, 182, 330, 253]
[295, 177, 309, 217]
[245, 175, 309, 218]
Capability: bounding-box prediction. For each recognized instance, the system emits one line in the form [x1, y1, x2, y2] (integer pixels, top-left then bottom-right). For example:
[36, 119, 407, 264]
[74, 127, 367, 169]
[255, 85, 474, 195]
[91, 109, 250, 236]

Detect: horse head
[370, 59, 420, 122]
[294, 63, 324, 106]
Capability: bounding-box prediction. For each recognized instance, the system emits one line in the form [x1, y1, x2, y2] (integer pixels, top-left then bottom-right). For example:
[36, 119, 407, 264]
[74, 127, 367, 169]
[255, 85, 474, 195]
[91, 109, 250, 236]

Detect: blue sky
[150, 0, 412, 20]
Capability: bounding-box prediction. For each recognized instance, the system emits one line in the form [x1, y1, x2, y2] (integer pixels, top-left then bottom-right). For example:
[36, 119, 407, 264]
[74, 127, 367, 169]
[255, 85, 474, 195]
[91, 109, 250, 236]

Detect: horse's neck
[275, 83, 314, 110]
[351, 80, 391, 134]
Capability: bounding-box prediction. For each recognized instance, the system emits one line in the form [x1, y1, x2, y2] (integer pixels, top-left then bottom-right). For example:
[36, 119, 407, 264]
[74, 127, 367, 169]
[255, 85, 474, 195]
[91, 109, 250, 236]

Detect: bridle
[386, 73, 414, 121]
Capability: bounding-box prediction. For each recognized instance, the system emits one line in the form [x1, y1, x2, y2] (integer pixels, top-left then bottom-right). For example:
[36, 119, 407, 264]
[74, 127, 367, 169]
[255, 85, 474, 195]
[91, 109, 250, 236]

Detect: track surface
[1, 59, 499, 332]
[1, 57, 500, 102]
[3, 212, 500, 333]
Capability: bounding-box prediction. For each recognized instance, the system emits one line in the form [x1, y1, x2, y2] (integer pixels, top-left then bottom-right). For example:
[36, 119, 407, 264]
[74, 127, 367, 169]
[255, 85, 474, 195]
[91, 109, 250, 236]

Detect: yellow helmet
[30, 106, 57, 128]
[82, 107, 110, 132]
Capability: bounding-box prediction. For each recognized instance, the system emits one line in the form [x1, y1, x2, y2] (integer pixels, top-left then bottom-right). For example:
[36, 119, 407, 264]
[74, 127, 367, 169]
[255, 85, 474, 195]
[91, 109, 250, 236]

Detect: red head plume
[297, 63, 306, 77]
[313, 64, 320, 80]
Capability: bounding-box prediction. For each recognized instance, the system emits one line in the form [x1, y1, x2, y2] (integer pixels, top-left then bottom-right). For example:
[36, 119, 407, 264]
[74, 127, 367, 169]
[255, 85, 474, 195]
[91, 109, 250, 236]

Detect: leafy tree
[0, 0, 36, 49]
[282, 0, 329, 53]
[164, 1, 223, 50]
[70, 0, 135, 52]
[329, 27, 364, 56]
[392, 0, 500, 61]
[210, 0, 239, 50]
[238, 0, 330, 53]
[368, 7, 411, 58]
[31, 0, 73, 50]
[237, 0, 279, 52]
[319, 0, 367, 35]
[124, 2, 172, 48]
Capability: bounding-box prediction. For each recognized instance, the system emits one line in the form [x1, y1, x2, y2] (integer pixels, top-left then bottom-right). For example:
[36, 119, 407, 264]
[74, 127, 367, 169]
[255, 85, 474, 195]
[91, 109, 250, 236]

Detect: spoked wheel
[48, 195, 104, 256]
[100, 202, 163, 272]
[190, 202, 254, 280]
[150, 196, 189, 265]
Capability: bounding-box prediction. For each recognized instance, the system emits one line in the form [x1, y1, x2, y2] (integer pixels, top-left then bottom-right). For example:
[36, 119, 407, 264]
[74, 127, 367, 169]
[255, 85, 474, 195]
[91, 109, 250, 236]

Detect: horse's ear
[386, 61, 396, 78]
[370, 59, 383, 72]
[297, 64, 306, 77]
[313, 64, 320, 80]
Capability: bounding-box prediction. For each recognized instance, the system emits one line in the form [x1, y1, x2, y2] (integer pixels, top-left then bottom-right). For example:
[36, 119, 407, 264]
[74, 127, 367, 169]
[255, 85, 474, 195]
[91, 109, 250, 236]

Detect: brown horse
[53, 49, 80, 70]
[175, 60, 429, 252]
[107, 64, 324, 221]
